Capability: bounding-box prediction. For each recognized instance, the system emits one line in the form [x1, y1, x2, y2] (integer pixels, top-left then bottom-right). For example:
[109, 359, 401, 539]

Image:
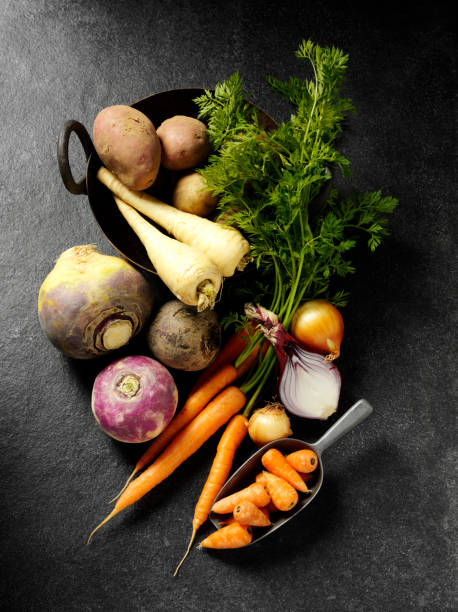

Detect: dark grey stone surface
[0, 1, 456, 610]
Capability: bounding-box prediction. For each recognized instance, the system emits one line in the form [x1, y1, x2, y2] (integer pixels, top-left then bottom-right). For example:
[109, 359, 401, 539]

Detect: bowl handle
[313, 399, 373, 455]
[57, 120, 95, 195]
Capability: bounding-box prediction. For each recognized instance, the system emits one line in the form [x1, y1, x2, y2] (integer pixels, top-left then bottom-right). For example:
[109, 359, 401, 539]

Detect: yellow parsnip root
[115, 198, 222, 311]
[98, 167, 251, 277]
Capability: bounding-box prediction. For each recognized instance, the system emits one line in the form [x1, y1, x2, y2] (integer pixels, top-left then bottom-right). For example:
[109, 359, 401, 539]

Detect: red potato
[93, 105, 161, 190]
[156, 115, 210, 171]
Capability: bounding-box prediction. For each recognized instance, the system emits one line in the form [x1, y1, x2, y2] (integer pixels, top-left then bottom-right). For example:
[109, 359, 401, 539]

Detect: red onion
[245, 304, 341, 420]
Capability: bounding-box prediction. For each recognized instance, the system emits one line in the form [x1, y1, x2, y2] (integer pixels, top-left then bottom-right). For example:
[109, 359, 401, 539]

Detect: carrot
[211, 482, 270, 514]
[285, 449, 319, 473]
[262, 471, 299, 512]
[261, 448, 309, 493]
[110, 364, 238, 502]
[199, 522, 252, 549]
[88, 386, 246, 542]
[191, 325, 255, 392]
[174, 414, 248, 575]
[233, 500, 271, 527]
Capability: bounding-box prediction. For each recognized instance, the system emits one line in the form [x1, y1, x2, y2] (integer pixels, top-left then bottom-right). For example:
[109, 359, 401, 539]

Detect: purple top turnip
[91, 355, 178, 443]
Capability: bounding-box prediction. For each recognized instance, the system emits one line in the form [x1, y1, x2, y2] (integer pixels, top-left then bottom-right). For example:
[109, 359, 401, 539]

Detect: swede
[114, 197, 222, 311]
[98, 167, 251, 277]
[91, 355, 178, 443]
[38, 245, 154, 359]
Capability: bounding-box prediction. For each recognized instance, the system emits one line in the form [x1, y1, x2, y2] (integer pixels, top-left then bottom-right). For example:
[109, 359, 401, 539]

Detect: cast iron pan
[57, 89, 278, 273]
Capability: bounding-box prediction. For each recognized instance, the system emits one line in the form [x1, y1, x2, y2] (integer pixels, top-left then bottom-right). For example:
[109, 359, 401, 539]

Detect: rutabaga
[38, 245, 154, 359]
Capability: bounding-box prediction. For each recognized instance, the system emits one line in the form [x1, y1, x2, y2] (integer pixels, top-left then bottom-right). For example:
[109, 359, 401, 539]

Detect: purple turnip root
[38, 245, 154, 359]
[91, 355, 178, 443]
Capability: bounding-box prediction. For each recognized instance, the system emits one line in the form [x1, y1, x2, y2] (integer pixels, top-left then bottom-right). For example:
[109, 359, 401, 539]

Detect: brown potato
[156, 115, 210, 171]
[93, 105, 161, 190]
[171, 172, 218, 217]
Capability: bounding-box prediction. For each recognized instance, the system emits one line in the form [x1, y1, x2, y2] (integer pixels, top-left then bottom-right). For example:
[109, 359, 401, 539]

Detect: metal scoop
[209, 399, 373, 545]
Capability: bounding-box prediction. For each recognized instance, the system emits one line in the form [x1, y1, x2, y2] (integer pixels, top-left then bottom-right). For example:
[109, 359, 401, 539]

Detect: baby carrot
[88, 386, 246, 542]
[211, 482, 270, 514]
[285, 449, 319, 473]
[199, 522, 252, 549]
[262, 471, 299, 512]
[174, 414, 248, 575]
[233, 500, 271, 527]
[110, 364, 238, 502]
[262, 448, 309, 493]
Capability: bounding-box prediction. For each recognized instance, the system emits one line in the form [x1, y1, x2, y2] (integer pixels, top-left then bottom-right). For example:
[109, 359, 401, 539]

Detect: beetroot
[91, 355, 178, 443]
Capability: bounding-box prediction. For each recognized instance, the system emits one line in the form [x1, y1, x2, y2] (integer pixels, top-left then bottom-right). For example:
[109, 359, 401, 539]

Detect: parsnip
[114, 197, 222, 311]
[98, 167, 251, 277]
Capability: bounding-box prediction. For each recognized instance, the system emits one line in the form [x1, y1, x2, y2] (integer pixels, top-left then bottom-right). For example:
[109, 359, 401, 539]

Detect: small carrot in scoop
[199, 522, 252, 549]
[285, 449, 319, 473]
[211, 482, 270, 514]
[233, 500, 271, 527]
[262, 448, 309, 492]
[262, 471, 298, 512]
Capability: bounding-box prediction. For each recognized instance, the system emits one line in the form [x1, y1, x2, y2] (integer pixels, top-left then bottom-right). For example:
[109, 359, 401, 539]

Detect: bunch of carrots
[88, 325, 266, 544]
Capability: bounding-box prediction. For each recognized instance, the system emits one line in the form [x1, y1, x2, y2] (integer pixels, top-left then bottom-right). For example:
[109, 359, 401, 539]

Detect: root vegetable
[147, 299, 221, 371]
[156, 115, 210, 171]
[38, 245, 154, 359]
[172, 172, 218, 217]
[114, 197, 222, 311]
[93, 105, 161, 190]
[198, 522, 252, 549]
[98, 167, 250, 277]
[91, 355, 178, 443]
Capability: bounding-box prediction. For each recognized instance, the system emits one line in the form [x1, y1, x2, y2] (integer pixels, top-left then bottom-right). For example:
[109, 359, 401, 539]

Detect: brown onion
[290, 299, 344, 360]
[248, 403, 293, 446]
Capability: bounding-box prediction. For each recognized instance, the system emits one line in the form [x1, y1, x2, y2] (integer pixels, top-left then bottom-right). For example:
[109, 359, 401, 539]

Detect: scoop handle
[313, 399, 373, 454]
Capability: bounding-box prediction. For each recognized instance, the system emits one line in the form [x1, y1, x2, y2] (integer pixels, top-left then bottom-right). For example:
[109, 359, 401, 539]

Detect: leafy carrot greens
[194, 40, 398, 414]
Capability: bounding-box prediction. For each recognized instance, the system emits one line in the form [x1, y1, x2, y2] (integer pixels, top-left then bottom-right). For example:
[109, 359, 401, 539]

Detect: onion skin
[38, 245, 154, 359]
[290, 300, 344, 360]
[91, 355, 178, 443]
[248, 403, 292, 446]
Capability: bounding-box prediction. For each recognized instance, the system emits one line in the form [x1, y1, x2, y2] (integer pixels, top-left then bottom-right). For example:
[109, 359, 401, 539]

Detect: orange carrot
[262, 471, 299, 512]
[211, 482, 270, 514]
[191, 327, 253, 391]
[233, 500, 271, 527]
[174, 414, 248, 575]
[199, 522, 252, 549]
[261, 448, 309, 493]
[110, 363, 239, 502]
[285, 449, 319, 474]
[88, 386, 246, 542]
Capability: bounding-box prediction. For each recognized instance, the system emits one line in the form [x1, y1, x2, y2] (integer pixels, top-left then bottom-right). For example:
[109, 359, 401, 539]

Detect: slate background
[0, 1, 456, 611]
